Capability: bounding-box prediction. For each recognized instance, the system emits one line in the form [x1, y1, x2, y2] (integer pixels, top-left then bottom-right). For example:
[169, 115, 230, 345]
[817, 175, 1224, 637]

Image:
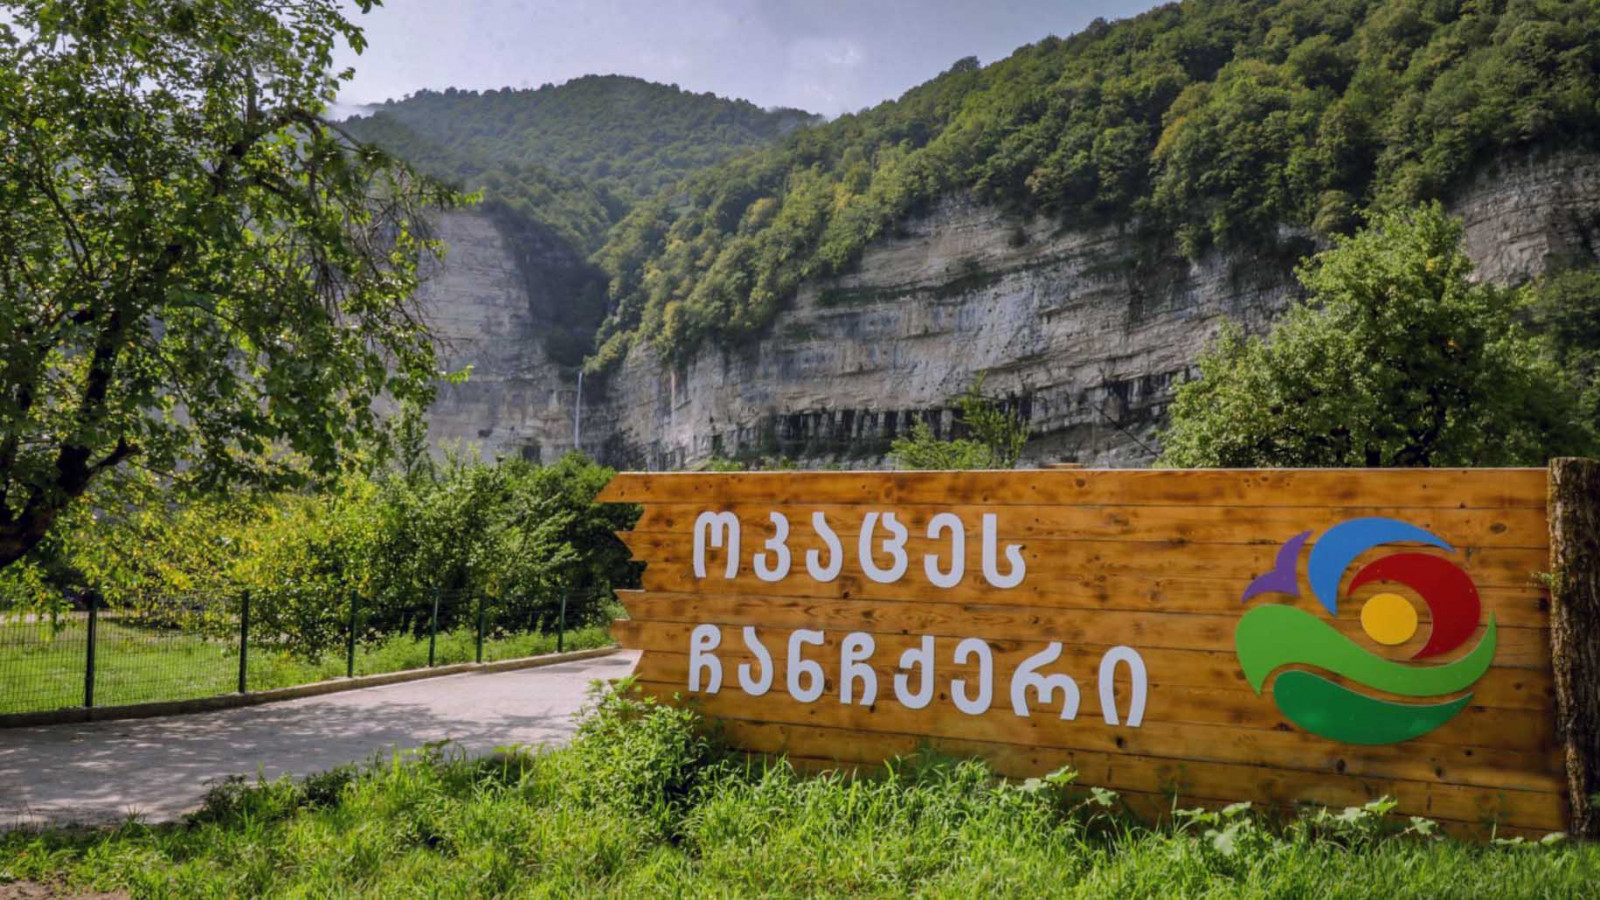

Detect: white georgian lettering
[693, 511, 740, 579]
[737, 626, 773, 696]
[839, 632, 877, 706]
[1098, 646, 1148, 727]
[980, 513, 1026, 589]
[787, 629, 826, 702]
[923, 512, 965, 588]
[753, 512, 791, 582]
[806, 512, 843, 582]
[950, 637, 993, 715]
[688, 624, 722, 694]
[1009, 642, 1081, 719]
[893, 636, 935, 710]
[859, 512, 909, 584]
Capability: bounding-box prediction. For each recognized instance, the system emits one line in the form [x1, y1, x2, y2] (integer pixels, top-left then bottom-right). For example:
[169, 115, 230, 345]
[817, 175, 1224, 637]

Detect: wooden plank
[630, 503, 1551, 549]
[620, 624, 1555, 752]
[597, 469, 1549, 509]
[616, 592, 1552, 667]
[621, 532, 1549, 591]
[628, 648, 1554, 753]
[629, 678, 1564, 795]
[717, 720, 1567, 832]
[616, 619, 1557, 712]
[631, 567, 1553, 627]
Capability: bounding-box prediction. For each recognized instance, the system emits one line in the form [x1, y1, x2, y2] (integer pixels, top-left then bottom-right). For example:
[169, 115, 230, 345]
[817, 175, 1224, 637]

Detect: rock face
[417, 212, 582, 464]
[419, 152, 1600, 469]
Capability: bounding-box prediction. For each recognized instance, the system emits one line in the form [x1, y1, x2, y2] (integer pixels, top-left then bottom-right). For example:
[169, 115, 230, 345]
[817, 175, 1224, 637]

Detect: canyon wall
[420, 151, 1600, 469]
[415, 212, 583, 464]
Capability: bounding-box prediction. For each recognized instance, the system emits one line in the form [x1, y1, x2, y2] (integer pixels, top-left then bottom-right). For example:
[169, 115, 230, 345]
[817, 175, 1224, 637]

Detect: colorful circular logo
[1234, 517, 1497, 745]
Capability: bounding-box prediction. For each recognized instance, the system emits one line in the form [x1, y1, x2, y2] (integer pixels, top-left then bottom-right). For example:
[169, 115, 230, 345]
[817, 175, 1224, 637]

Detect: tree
[1158, 203, 1595, 468]
[0, 0, 459, 568]
[1528, 266, 1600, 433]
[891, 380, 1029, 470]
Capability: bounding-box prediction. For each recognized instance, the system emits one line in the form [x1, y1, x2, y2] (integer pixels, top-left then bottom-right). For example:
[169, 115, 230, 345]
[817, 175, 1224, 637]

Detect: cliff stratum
[349, 0, 1600, 468]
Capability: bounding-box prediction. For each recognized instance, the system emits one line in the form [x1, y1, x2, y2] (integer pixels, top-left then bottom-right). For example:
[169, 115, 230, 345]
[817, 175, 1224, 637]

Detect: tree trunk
[1549, 457, 1600, 837]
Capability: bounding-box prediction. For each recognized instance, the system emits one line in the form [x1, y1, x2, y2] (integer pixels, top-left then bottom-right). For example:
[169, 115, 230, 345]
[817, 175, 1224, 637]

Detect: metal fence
[0, 587, 616, 717]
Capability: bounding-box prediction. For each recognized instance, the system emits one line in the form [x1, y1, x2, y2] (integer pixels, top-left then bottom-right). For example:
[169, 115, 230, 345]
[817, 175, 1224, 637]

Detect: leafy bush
[891, 381, 1029, 470]
[1159, 203, 1597, 467]
[0, 451, 639, 659]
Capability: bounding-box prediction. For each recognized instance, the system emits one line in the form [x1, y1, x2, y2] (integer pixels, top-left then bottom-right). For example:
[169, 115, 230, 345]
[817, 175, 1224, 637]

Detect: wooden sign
[600, 466, 1600, 837]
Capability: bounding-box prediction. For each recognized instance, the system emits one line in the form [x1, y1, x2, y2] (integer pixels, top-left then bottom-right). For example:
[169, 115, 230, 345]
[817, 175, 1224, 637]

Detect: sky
[332, 0, 1166, 118]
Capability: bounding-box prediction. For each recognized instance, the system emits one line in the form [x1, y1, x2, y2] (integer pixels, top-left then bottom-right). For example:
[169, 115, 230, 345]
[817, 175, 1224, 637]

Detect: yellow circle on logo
[1360, 592, 1418, 645]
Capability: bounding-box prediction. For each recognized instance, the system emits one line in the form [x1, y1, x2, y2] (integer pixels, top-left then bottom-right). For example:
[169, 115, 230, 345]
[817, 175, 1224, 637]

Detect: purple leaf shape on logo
[1242, 530, 1311, 603]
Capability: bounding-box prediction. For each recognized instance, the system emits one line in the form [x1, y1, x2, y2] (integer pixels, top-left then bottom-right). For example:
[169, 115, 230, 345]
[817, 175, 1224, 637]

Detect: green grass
[2, 684, 1595, 898]
[0, 618, 615, 715]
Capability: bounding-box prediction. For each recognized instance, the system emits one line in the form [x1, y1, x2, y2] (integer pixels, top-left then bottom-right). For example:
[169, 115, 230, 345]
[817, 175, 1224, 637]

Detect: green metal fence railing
[0, 586, 617, 718]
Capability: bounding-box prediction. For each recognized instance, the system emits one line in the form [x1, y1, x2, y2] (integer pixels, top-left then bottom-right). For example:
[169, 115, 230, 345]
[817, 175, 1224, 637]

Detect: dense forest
[347, 76, 816, 210]
[586, 0, 1600, 370]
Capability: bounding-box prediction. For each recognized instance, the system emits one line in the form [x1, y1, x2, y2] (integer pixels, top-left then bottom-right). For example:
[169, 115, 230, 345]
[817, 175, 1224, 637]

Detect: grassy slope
[3, 686, 1594, 897]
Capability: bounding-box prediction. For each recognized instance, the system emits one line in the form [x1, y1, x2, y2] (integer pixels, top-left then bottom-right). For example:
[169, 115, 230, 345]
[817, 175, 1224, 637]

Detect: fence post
[346, 593, 359, 679]
[1549, 457, 1600, 837]
[238, 590, 251, 694]
[475, 593, 485, 664]
[83, 595, 98, 709]
[428, 586, 441, 667]
[558, 589, 569, 654]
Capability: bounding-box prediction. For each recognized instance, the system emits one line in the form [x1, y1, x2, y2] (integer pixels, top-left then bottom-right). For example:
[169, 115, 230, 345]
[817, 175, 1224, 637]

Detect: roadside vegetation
[1160, 202, 1599, 466]
[3, 684, 1593, 897]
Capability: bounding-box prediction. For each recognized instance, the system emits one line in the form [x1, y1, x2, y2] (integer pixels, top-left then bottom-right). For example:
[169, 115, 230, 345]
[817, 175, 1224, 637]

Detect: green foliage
[340, 76, 815, 368]
[0, 0, 461, 569]
[6, 696, 1596, 896]
[0, 453, 638, 660]
[891, 382, 1029, 469]
[345, 76, 817, 210]
[1527, 265, 1600, 432]
[589, 0, 1600, 368]
[1159, 203, 1596, 467]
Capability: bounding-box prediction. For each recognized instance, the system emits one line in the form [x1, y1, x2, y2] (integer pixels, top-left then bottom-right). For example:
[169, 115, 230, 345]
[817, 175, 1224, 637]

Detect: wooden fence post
[1549, 457, 1600, 837]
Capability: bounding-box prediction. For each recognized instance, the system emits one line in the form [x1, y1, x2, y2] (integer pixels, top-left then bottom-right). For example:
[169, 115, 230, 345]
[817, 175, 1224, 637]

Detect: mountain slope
[346, 75, 817, 212]
[588, 0, 1600, 371]
[343, 75, 818, 366]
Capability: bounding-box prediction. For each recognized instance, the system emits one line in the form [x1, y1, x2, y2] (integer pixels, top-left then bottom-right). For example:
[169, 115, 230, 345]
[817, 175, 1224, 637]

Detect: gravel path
[0, 651, 639, 828]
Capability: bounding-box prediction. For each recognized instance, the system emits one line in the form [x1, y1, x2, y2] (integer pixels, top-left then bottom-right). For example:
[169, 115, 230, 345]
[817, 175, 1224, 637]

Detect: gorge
[414, 149, 1600, 469]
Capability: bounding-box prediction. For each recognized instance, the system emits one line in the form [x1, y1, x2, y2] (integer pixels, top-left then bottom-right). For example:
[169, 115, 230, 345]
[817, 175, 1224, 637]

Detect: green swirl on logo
[1235, 605, 1497, 745]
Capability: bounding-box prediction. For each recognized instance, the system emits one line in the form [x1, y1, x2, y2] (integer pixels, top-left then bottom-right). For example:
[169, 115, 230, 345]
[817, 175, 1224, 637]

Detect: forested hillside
[343, 75, 818, 365]
[587, 0, 1600, 371]
[348, 76, 816, 205]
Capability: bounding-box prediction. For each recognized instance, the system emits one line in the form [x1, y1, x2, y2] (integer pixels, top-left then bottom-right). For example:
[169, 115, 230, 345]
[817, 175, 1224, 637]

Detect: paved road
[0, 651, 639, 828]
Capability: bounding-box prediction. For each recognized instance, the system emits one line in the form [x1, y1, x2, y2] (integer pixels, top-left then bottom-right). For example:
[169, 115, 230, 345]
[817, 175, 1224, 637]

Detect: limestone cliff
[418, 152, 1600, 469]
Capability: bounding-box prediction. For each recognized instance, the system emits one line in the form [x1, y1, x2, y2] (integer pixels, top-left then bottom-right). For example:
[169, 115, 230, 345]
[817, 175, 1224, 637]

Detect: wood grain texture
[631, 503, 1552, 548]
[615, 617, 1556, 712]
[602, 467, 1564, 834]
[598, 469, 1549, 509]
[620, 532, 1548, 590]
[1548, 458, 1600, 836]
[631, 679, 1562, 797]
